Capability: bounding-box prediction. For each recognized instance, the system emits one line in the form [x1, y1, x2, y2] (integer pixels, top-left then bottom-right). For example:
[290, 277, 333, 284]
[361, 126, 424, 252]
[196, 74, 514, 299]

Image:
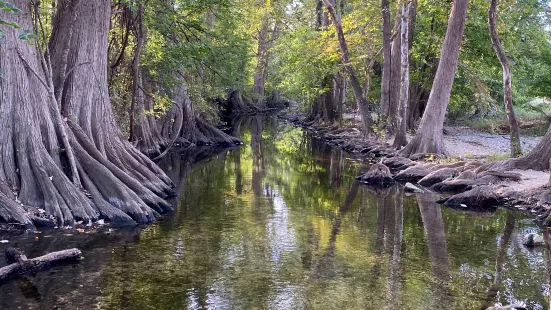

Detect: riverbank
[280, 112, 551, 225]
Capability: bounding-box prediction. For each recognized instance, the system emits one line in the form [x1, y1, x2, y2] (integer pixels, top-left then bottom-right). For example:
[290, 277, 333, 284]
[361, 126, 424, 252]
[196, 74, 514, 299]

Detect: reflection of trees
[251, 116, 265, 198]
[366, 186, 404, 308]
[311, 181, 360, 280]
[329, 148, 343, 187]
[388, 187, 404, 310]
[417, 192, 452, 307]
[480, 214, 515, 310]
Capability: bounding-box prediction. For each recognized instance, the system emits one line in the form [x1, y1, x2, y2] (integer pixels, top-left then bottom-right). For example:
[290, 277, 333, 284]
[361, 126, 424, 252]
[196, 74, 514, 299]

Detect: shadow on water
[0, 114, 549, 309]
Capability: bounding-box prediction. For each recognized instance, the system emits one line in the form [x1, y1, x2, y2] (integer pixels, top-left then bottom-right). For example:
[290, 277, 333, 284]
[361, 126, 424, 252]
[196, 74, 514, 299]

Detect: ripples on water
[0, 115, 549, 309]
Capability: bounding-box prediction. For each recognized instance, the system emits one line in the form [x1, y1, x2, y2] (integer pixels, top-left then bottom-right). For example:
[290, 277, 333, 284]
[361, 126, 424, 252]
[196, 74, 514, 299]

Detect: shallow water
[0, 115, 549, 309]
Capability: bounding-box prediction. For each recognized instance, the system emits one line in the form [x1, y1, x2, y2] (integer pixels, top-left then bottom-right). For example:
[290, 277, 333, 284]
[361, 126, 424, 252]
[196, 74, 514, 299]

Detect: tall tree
[488, 0, 521, 158]
[388, 12, 401, 130]
[393, 1, 410, 148]
[128, 3, 165, 157]
[399, 0, 469, 156]
[322, 0, 372, 133]
[379, 0, 391, 123]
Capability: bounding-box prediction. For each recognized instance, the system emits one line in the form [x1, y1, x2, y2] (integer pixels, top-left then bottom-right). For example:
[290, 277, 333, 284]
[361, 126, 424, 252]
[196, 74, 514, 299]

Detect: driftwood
[0, 248, 82, 282]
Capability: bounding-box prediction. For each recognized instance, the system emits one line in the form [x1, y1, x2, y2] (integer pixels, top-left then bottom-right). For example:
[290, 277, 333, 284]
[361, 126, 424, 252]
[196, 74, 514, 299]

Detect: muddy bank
[280, 113, 551, 225]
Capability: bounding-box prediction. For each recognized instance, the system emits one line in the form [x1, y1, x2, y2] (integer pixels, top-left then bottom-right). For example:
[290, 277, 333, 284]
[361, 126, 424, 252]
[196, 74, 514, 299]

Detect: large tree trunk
[322, 0, 372, 133]
[0, 0, 176, 227]
[393, 2, 410, 148]
[380, 0, 392, 123]
[399, 0, 469, 156]
[488, 0, 521, 158]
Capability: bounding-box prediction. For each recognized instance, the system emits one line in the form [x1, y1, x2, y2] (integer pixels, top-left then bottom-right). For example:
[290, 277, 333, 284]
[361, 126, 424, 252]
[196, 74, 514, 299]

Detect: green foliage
[0, 1, 20, 38]
[0, 1, 41, 41]
[103, 0, 551, 124]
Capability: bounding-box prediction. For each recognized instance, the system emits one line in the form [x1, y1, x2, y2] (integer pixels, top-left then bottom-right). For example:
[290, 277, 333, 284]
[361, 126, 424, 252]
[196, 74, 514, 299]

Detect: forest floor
[282, 111, 551, 225]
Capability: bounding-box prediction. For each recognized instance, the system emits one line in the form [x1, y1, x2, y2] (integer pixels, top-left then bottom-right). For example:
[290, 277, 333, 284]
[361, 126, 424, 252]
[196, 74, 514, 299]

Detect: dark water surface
[0, 115, 549, 309]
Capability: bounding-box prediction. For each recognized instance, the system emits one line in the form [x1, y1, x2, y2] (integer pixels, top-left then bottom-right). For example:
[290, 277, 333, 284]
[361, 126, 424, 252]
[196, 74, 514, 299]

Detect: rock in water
[522, 233, 545, 247]
[404, 182, 424, 193]
[356, 163, 395, 187]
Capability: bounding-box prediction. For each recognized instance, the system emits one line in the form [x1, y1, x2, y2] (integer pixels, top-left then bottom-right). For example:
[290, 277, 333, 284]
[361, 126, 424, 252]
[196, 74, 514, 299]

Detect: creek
[0, 115, 548, 309]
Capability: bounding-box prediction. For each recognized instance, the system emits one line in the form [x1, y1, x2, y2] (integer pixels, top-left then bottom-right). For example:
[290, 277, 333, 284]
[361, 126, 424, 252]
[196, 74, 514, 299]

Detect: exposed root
[442, 186, 499, 209]
[356, 163, 395, 187]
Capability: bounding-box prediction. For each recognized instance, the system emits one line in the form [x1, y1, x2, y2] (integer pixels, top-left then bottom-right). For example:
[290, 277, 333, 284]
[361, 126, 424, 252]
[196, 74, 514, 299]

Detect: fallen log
[0, 248, 82, 282]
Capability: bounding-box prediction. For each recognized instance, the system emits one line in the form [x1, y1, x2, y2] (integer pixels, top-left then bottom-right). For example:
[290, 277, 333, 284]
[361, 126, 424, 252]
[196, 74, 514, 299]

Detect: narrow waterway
[0, 115, 549, 309]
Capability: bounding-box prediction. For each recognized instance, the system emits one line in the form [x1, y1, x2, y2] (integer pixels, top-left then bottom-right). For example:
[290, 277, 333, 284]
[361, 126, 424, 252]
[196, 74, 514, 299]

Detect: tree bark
[380, 0, 391, 122]
[322, 0, 372, 133]
[393, 2, 410, 148]
[488, 0, 521, 158]
[399, 0, 469, 156]
[387, 13, 402, 131]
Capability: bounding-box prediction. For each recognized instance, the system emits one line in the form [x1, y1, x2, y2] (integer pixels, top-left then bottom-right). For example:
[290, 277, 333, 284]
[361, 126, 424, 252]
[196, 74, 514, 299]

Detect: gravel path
[443, 126, 542, 158]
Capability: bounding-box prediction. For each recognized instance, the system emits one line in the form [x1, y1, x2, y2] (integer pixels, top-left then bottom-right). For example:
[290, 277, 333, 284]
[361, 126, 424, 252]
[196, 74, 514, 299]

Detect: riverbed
[0, 115, 549, 309]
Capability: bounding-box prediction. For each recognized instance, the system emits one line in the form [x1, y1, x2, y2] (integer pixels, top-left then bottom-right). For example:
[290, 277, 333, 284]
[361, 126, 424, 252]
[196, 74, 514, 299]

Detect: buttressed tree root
[0, 0, 175, 228]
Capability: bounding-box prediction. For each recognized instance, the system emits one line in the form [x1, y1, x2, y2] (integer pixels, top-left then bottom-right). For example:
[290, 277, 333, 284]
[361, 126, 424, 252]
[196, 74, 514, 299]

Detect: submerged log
[0, 248, 82, 282]
[356, 163, 395, 187]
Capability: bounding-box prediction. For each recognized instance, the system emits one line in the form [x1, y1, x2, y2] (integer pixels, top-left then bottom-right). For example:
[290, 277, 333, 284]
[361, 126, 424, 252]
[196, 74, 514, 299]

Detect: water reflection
[0, 115, 548, 309]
